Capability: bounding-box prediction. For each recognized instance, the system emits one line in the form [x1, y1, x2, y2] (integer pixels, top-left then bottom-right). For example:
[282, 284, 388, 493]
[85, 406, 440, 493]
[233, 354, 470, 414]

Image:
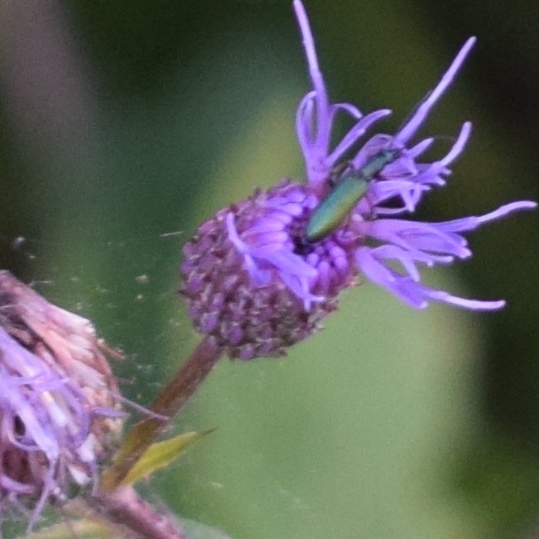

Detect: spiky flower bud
[181, 180, 357, 360]
[0, 271, 123, 529]
[180, 0, 535, 361]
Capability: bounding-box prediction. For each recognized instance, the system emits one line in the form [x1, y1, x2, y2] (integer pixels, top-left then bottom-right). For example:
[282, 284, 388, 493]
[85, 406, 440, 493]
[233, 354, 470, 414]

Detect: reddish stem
[101, 337, 222, 490]
[93, 486, 189, 539]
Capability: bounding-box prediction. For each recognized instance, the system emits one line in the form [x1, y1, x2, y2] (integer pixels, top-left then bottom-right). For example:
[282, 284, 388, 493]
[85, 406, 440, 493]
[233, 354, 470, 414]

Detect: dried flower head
[0, 271, 123, 528]
[180, 1, 536, 360]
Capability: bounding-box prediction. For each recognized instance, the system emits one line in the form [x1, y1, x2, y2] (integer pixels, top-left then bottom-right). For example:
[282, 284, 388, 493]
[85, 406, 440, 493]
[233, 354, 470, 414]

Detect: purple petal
[329, 102, 363, 119]
[436, 201, 537, 233]
[279, 270, 324, 310]
[359, 218, 472, 259]
[438, 121, 472, 167]
[293, 0, 331, 180]
[394, 37, 476, 146]
[326, 109, 392, 168]
[407, 138, 434, 158]
[425, 290, 506, 310]
[295, 91, 316, 150]
[264, 250, 318, 277]
[356, 246, 505, 311]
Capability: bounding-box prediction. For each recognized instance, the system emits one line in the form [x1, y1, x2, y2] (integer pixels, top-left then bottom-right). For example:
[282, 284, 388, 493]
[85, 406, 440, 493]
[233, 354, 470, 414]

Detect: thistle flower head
[0, 271, 123, 529]
[180, 1, 536, 360]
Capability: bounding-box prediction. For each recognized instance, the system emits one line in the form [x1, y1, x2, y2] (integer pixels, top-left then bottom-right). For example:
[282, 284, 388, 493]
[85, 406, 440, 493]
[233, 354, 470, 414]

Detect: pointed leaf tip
[120, 429, 216, 486]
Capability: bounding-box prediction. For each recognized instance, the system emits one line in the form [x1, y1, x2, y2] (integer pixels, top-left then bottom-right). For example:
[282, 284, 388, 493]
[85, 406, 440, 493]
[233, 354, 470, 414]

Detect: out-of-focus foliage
[16, 514, 232, 539]
[16, 519, 114, 539]
[1, 1, 538, 538]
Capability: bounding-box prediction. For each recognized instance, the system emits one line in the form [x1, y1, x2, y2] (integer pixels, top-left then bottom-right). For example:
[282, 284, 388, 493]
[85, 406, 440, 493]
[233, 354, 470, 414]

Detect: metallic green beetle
[305, 149, 399, 243]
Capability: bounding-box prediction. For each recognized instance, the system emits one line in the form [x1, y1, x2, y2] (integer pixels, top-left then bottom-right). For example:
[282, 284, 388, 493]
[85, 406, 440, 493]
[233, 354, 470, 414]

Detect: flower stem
[101, 336, 222, 490]
[92, 485, 189, 539]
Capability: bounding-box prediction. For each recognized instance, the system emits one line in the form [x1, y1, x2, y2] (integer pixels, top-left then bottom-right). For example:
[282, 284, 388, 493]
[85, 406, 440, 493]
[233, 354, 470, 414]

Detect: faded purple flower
[0, 271, 123, 529]
[180, 1, 535, 360]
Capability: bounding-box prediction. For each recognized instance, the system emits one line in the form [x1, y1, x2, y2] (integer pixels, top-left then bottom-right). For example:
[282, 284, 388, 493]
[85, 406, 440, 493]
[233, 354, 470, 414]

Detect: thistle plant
[0, 271, 123, 532]
[3, 1, 535, 538]
[180, 0, 534, 362]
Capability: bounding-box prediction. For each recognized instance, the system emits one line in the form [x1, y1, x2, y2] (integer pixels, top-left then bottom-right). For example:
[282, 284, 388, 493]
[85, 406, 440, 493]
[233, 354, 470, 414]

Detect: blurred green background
[1, 0, 539, 538]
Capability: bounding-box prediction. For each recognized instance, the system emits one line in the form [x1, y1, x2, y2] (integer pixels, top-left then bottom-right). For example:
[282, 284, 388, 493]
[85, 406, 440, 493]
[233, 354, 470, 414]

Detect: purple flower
[180, 1, 535, 360]
[0, 271, 123, 530]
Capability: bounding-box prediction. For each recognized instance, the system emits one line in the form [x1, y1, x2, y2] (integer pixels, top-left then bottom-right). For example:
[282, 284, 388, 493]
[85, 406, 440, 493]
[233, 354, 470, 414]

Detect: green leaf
[121, 430, 215, 486]
[17, 519, 113, 539]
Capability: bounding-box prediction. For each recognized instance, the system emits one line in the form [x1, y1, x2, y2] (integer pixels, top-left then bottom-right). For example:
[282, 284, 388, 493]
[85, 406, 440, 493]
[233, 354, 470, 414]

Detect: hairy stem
[101, 336, 222, 490]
